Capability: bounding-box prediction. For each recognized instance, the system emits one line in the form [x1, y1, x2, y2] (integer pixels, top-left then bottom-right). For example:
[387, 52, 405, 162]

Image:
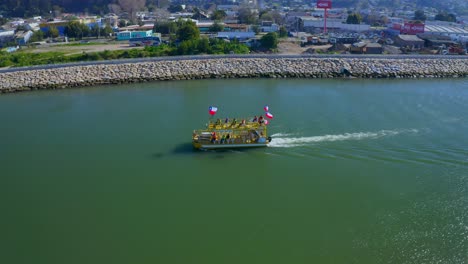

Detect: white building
[301, 17, 370, 32]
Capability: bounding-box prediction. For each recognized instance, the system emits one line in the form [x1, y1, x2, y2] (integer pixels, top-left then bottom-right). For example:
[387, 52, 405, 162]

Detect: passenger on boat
[252, 116, 258, 122]
[226, 133, 231, 143]
[211, 132, 217, 143]
[258, 116, 264, 124]
[215, 119, 221, 125]
[220, 134, 226, 144]
[231, 118, 237, 126]
[240, 119, 246, 126]
[224, 117, 229, 123]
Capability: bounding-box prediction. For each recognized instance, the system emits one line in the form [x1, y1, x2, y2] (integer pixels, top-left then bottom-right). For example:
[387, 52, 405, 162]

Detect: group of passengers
[214, 115, 265, 128]
[252, 115, 265, 124]
[210, 131, 232, 144]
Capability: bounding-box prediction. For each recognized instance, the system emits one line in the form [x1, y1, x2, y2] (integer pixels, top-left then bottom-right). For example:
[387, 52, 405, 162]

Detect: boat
[192, 118, 272, 150]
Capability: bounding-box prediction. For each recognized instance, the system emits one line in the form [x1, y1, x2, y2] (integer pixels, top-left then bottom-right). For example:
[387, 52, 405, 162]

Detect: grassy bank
[0, 39, 250, 67]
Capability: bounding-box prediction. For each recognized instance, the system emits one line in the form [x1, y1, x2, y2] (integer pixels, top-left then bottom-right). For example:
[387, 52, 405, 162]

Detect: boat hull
[193, 142, 268, 150]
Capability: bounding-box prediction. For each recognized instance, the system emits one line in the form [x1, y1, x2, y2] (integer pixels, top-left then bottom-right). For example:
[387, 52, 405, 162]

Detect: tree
[119, 0, 146, 21]
[209, 21, 224, 32]
[269, 10, 284, 24]
[260, 32, 278, 50]
[198, 37, 210, 53]
[238, 7, 258, 24]
[91, 24, 100, 38]
[346, 13, 362, 24]
[168, 4, 183, 13]
[29, 30, 44, 42]
[251, 25, 260, 34]
[211, 10, 227, 21]
[414, 10, 426, 21]
[176, 20, 200, 42]
[279, 26, 288, 38]
[47, 26, 59, 38]
[260, 12, 273, 22]
[119, 20, 127, 27]
[435, 11, 456, 22]
[64, 21, 89, 39]
[102, 24, 114, 38]
[0, 17, 7, 26]
[153, 21, 178, 34]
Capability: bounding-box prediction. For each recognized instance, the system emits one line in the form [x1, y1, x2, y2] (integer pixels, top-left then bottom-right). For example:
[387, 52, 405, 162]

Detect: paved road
[1, 54, 467, 73]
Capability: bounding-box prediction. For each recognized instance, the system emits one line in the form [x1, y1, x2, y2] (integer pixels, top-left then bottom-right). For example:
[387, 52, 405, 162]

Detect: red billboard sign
[402, 23, 425, 34]
[317, 0, 332, 9]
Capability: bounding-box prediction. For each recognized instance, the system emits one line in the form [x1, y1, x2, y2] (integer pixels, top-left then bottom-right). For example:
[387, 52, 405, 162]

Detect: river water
[0, 78, 467, 264]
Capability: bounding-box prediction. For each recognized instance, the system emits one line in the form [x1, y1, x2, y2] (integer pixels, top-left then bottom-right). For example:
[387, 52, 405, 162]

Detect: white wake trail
[269, 129, 418, 148]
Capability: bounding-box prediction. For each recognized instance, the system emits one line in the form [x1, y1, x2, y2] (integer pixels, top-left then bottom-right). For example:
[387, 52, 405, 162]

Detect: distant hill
[1, 0, 467, 18]
[0, 0, 114, 17]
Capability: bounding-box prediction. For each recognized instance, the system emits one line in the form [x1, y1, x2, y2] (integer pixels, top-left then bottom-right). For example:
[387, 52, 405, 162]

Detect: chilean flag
[264, 120, 269, 125]
[264, 105, 269, 112]
[265, 112, 273, 119]
[208, 106, 218, 116]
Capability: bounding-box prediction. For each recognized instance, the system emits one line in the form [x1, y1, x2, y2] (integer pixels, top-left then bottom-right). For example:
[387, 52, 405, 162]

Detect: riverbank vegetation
[0, 19, 252, 68]
[0, 39, 249, 67]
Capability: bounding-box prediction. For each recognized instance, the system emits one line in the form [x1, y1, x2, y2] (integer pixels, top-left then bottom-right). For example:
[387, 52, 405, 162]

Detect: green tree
[238, 7, 258, 24]
[279, 26, 288, 38]
[47, 26, 59, 38]
[91, 24, 101, 38]
[168, 4, 183, 13]
[176, 20, 200, 42]
[414, 10, 426, 21]
[153, 21, 178, 34]
[0, 17, 7, 26]
[102, 24, 114, 38]
[211, 10, 227, 21]
[346, 13, 362, 24]
[119, 19, 127, 27]
[29, 30, 44, 42]
[260, 32, 278, 50]
[209, 21, 224, 32]
[251, 25, 260, 34]
[197, 37, 210, 53]
[435, 11, 456, 22]
[64, 21, 89, 39]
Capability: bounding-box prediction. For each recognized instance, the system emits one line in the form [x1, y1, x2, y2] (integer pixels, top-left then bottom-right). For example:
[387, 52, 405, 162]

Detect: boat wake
[269, 129, 418, 148]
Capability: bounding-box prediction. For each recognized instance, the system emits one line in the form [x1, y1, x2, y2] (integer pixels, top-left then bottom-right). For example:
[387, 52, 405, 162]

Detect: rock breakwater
[1, 57, 467, 93]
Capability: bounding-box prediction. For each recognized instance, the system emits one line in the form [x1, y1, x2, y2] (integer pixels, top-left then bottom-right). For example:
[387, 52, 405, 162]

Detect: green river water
[0, 78, 467, 264]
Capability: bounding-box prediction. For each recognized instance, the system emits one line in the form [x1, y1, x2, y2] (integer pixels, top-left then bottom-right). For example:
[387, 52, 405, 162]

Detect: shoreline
[1, 55, 467, 94]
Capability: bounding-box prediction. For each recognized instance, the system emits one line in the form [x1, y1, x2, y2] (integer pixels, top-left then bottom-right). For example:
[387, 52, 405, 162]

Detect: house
[260, 21, 279, 32]
[0, 30, 15, 46]
[350, 42, 367, 53]
[15, 30, 33, 45]
[365, 43, 383, 54]
[394, 34, 425, 50]
[349, 42, 383, 54]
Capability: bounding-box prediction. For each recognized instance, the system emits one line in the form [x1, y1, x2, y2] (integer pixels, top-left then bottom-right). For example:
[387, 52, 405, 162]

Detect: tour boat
[192, 118, 272, 150]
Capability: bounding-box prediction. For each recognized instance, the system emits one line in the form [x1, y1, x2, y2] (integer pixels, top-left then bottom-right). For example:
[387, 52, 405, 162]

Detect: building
[216, 31, 255, 40]
[365, 43, 383, 54]
[260, 21, 279, 32]
[117, 30, 153, 40]
[300, 17, 370, 33]
[0, 30, 15, 46]
[15, 30, 33, 45]
[40, 20, 69, 36]
[424, 24, 468, 38]
[394, 34, 425, 50]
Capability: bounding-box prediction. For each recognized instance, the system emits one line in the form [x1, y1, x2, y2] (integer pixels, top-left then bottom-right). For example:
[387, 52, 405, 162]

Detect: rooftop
[398, 35, 424, 41]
